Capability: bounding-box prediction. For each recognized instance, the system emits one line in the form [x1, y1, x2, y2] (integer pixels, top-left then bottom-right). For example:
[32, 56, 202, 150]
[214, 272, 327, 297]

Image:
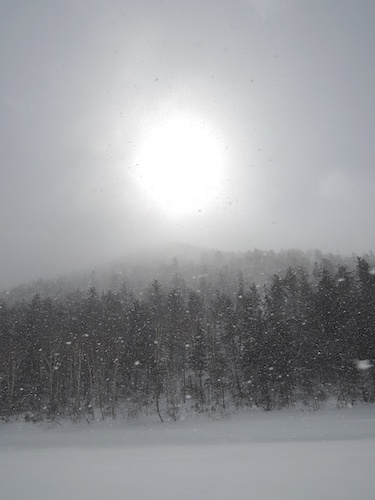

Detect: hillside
[0, 243, 369, 304]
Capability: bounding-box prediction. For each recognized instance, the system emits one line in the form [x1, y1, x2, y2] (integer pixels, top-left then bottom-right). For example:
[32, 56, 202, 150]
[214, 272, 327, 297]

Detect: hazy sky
[1, 0, 375, 288]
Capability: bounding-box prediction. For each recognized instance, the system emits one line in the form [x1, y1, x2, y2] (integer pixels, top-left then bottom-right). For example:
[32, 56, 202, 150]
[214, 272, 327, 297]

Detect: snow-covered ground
[1, 405, 375, 500]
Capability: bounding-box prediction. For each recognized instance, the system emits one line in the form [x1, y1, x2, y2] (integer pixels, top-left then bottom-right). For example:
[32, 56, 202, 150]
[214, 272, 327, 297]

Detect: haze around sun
[2, 0, 375, 288]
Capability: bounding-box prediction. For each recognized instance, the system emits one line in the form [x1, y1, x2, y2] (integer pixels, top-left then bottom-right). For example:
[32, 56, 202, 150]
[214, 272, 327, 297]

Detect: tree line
[1, 257, 374, 422]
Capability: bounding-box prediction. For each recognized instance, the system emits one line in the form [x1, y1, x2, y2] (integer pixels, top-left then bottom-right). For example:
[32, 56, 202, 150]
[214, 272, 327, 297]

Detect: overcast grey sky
[1, 0, 375, 288]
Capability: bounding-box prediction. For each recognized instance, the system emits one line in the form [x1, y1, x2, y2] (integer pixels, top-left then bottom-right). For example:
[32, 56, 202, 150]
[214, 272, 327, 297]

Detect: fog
[2, 0, 375, 288]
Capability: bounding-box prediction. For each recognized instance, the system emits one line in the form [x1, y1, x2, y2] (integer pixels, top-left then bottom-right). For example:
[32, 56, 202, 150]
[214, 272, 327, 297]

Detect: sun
[133, 111, 226, 216]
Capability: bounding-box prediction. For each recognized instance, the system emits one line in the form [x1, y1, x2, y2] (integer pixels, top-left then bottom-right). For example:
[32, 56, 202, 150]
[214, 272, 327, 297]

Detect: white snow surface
[1, 405, 375, 500]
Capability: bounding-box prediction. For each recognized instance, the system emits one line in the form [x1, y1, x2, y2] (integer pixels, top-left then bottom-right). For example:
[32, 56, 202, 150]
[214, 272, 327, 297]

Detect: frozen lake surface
[1, 405, 375, 500]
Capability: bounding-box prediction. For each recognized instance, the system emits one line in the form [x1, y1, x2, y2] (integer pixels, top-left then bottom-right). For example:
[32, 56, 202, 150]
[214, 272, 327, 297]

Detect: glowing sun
[133, 111, 226, 216]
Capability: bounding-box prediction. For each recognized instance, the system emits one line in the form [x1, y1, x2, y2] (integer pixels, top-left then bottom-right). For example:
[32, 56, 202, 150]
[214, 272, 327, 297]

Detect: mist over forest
[2, 243, 373, 303]
[1, 244, 374, 423]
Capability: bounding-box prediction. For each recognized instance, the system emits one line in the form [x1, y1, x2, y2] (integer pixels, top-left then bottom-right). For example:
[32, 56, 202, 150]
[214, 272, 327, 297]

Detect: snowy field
[1, 405, 375, 500]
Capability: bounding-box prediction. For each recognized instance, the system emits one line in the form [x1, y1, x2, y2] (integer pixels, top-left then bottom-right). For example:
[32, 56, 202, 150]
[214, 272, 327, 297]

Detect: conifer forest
[1, 249, 374, 422]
